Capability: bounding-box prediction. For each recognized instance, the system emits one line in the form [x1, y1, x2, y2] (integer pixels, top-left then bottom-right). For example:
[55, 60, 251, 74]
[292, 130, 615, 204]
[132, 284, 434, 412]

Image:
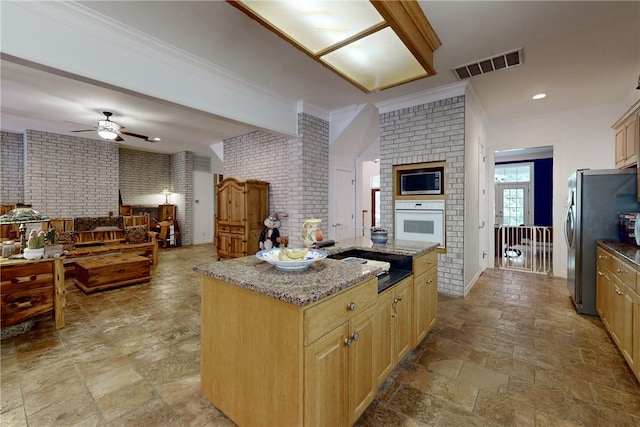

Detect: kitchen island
[194, 238, 439, 427]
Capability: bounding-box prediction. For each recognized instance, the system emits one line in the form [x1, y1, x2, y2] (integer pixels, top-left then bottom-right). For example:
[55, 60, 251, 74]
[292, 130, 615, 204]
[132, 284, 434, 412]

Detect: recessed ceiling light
[532, 93, 546, 100]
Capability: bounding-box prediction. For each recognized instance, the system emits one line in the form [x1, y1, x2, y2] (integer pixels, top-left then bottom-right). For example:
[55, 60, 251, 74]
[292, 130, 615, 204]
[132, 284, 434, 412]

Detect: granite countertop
[598, 239, 640, 268]
[194, 237, 439, 307]
[319, 236, 439, 257]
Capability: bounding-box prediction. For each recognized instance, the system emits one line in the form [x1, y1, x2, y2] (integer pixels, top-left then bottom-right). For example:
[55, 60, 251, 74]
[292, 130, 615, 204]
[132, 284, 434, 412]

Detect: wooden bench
[73, 253, 151, 293]
[42, 215, 159, 275]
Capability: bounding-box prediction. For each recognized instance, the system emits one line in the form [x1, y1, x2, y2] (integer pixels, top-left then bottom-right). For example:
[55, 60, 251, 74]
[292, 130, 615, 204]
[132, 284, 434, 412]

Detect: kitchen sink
[329, 250, 412, 293]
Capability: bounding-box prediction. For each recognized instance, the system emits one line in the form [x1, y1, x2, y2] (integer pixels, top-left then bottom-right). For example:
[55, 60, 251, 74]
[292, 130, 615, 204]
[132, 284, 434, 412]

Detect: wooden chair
[157, 221, 171, 248]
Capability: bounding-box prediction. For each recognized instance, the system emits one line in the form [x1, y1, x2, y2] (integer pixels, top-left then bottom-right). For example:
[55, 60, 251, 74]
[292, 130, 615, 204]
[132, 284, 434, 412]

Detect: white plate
[256, 248, 328, 271]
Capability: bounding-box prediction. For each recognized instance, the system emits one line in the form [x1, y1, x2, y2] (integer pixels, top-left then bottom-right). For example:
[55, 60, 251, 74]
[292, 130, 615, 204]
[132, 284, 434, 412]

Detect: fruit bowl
[256, 248, 328, 271]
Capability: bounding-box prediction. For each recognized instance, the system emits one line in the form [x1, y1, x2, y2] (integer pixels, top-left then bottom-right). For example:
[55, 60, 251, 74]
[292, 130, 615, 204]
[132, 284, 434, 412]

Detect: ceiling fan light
[97, 119, 120, 140]
[97, 127, 118, 140]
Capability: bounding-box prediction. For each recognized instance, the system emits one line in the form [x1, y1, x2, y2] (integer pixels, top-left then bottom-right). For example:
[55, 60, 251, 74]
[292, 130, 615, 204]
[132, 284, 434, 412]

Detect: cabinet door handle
[427, 279, 433, 284]
[345, 337, 353, 346]
[352, 332, 360, 342]
[347, 302, 356, 311]
[615, 288, 625, 296]
[616, 268, 627, 274]
[598, 271, 604, 276]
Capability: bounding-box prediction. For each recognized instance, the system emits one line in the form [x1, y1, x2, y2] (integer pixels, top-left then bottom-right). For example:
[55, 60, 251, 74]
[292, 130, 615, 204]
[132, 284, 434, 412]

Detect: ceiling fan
[66, 111, 158, 142]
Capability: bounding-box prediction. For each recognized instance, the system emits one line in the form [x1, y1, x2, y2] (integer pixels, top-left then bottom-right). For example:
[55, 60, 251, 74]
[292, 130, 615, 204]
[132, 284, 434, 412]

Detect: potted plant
[23, 229, 46, 259]
[44, 228, 63, 258]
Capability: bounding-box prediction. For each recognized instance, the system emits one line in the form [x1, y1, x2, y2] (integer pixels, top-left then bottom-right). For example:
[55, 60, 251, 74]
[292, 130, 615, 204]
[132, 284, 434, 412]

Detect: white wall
[487, 102, 628, 277]
[192, 170, 214, 245]
[464, 89, 489, 293]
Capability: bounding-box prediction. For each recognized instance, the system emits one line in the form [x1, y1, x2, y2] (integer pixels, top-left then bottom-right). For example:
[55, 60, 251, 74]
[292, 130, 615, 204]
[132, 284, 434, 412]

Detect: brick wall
[1, 131, 24, 203]
[2, 131, 195, 244]
[21, 130, 120, 217]
[119, 148, 193, 244]
[224, 129, 293, 241]
[223, 113, 329, 247]
[170, 151, 193, 245]
[380, 96, 466, 297]
[295, 113, 329, 246]
[119, 148, 170, 207]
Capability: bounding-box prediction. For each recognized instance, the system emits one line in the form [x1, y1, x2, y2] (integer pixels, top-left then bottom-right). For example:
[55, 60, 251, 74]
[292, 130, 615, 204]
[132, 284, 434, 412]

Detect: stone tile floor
[1, 244, 639, 426]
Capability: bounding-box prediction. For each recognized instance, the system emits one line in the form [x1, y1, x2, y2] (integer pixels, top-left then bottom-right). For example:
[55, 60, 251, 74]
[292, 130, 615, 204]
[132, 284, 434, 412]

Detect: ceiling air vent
[452, 48, 523, 80]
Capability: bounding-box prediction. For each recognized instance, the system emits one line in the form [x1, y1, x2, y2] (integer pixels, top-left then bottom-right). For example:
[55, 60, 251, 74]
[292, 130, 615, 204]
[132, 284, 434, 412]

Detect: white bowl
[256, 248, 327, 271]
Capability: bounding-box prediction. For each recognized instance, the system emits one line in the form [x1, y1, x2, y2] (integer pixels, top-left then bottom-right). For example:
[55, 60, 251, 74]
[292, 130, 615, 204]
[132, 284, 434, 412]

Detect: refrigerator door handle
[564, 205, 574, 248]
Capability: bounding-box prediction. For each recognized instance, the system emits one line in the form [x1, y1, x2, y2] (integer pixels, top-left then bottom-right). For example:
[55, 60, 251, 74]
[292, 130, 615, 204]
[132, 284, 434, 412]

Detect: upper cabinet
[613, 100, 640, 169]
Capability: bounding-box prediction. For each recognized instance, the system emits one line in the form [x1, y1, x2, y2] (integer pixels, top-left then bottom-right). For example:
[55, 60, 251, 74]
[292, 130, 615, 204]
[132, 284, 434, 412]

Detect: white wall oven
[395, 200, 445, 246]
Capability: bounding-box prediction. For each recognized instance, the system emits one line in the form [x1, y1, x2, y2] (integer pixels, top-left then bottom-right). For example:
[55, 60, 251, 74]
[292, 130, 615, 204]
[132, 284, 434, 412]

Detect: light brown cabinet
[596, 244, 639, 383]
[613, 101, 640, 200]
[613, 103, 639, 169]
[215, 178, 269, 260]
[413, 250, 438, 345]
[374, 276, 413, 385]
[0, 258, 65, 329]
[305, 304, 376, 427]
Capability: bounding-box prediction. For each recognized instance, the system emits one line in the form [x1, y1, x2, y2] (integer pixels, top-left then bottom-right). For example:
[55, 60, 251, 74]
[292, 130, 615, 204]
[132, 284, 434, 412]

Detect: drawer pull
[598, 271, 604, 276]
[616, 268, 628, 274]
[615, 288, 625, 296]
[347, 302, 356, 311]
[9, 300, 33, 309]
[427, 279, 433, 284]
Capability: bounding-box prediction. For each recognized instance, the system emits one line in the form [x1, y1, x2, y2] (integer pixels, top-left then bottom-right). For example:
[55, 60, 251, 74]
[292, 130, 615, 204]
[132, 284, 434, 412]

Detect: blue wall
[496, 158, 553, 226]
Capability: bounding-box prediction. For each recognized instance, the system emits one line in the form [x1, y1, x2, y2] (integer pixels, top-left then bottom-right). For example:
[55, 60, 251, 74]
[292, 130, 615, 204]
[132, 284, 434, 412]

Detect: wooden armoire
[215, 178, 269, 260]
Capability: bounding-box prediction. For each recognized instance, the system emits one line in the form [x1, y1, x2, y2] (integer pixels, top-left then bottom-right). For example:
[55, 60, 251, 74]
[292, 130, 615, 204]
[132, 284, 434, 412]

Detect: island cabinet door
[304, 323, 350, 427]
[374, 290, 394, 386]
[348, 305, 377, 426]
[393, 277, 413, 364]
[414, 266, 438, 346]
[303, 304, 376, 427]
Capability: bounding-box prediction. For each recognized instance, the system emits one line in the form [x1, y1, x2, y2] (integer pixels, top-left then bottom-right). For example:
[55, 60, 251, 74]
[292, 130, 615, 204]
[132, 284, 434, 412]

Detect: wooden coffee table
[73, 253, 151, 293]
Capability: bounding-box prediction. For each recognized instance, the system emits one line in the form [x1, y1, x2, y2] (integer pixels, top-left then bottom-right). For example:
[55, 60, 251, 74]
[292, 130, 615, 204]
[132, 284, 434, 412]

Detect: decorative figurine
[259, 213, 281, 250]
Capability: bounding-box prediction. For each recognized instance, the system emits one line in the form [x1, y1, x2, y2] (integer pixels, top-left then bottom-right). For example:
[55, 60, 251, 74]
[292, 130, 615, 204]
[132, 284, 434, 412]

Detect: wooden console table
[0, 257, 65, 329]
[73, 254, 151, 293]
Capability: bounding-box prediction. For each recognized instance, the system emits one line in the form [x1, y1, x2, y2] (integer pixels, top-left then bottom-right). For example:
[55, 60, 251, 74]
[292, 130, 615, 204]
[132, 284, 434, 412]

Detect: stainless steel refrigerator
[565, 168, 640, 315]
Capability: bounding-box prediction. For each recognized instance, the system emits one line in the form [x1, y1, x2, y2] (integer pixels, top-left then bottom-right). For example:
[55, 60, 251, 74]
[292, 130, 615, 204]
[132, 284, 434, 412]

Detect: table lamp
[161, 187, 172, 204]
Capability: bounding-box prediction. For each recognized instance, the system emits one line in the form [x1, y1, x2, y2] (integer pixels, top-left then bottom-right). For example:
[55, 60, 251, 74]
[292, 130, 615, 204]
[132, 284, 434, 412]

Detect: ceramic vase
[370, 231, 388, 244]
[302, 218, 323, 247]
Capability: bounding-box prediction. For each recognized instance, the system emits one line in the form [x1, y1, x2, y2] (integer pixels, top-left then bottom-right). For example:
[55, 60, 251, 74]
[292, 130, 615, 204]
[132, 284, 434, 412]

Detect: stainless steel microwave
[399, 167, 444, 195]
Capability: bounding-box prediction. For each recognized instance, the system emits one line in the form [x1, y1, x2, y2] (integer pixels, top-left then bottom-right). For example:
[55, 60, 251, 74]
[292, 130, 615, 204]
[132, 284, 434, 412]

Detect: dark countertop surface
[597, 239, 640, 268]
[194, 237, 439, 306]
